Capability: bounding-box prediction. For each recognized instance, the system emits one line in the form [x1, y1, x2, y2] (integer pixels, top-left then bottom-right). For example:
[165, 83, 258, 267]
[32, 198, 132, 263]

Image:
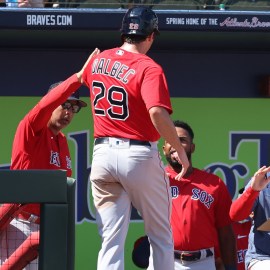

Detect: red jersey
[167, 167, 232, 251]
[230, 187, 259, 222]
[233, 221, 252, 270]
[10, 74, 80, 217]
[82, 48, 172, 142]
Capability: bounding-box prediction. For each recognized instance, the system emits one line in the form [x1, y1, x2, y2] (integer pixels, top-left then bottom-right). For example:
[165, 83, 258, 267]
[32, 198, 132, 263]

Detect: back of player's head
[120, 6, 160, 38]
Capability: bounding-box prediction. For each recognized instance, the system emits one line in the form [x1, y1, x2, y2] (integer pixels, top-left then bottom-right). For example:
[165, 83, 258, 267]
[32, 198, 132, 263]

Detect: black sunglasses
[61, 101, 81, 113]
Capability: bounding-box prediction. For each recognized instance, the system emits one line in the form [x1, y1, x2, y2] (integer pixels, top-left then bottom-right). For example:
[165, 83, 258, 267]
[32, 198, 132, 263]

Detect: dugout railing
[0, 170, 76, 270]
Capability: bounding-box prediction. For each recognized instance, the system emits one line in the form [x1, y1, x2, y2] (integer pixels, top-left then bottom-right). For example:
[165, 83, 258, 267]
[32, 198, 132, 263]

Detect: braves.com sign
[26, 14, 72, 26]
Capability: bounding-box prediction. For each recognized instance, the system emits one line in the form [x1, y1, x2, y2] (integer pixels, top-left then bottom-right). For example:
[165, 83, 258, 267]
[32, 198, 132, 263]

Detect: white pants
[91, 140, 174, 270]
[248, 259, 270, 270]
[174, 255, 216, 270]
[0, 218, 39, 270]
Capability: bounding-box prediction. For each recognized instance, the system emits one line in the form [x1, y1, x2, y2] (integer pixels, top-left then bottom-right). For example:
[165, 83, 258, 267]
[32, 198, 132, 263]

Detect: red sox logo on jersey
[66, 156, 72, 169]
[191, 188, 214, 209]
[171, 186, 179, 198]
[50, 151, 60, 167]
[170, 186, 214, 209]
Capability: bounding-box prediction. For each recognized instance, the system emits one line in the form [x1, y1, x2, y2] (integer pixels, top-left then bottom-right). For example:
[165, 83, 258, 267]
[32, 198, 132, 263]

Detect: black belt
[94, 137, 151, 147]
[174, 249, 213, 262]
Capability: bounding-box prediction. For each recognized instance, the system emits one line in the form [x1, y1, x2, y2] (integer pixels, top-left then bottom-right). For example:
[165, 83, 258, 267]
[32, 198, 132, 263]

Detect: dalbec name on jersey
[92, 57, 136, 84]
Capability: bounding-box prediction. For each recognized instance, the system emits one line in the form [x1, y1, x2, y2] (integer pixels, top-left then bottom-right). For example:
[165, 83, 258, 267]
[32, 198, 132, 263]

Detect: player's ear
[162, 140, 168, 155]
[147, 33, 155, 41]
[162, 145, 166, 155]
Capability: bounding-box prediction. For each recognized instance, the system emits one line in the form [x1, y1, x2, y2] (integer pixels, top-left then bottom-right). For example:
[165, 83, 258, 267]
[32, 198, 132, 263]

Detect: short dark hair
[121, 35, 147, 44]
[173, 120, 194, 141]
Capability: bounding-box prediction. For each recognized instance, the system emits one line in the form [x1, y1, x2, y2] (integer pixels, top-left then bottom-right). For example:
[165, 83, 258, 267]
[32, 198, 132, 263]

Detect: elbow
[149, 106, 168, 122]
[229, 208, 246, 222]
[148, 106, 163, 117]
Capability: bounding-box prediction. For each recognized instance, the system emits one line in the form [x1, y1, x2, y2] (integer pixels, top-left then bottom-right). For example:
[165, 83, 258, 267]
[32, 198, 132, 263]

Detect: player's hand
[18, 0, 31, 7]
[172, 149, 189, 181]
[77, 48, 100, 83]
[251, 165, 270, 191]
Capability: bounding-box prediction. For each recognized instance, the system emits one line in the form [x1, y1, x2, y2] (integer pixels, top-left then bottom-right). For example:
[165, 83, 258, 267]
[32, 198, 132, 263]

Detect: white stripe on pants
[248, 259, 270, 270]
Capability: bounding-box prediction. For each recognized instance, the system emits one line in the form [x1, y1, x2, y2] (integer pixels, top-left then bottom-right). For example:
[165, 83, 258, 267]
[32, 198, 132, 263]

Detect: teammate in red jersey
[165, 120, 236, 270]
[0, 48, 99, 270]
[81, 7, 189, 270]
[132, 120, 237, 270]
[231, 185, 252, 270]
[230, 166, 270, 270]
[232, 219, 252, 270]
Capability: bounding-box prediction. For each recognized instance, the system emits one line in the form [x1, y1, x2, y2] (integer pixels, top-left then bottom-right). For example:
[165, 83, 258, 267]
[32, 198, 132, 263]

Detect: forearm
[39, 74, 81, 110]
[149, 106, 183, 152]
[28, 74, 81, 131]
[229, 186, 259, 221]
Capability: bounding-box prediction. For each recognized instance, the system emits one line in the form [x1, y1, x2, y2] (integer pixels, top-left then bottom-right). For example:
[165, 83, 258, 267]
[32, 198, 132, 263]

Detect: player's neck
[121, 42, 150, 55]
[48, 122, 61, 136]
[185, 166, 194, 177]
[172, 165, 193, 178]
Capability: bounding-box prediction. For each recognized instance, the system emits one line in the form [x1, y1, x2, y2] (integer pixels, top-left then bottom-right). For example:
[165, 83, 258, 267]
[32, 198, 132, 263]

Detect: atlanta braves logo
[191, 188, 214, 209]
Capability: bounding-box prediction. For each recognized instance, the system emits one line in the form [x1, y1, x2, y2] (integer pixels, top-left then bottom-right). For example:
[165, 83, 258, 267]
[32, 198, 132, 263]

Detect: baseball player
[131, 120, 237, 270]
[230, 166, 270, 270]
[232, 219, 252, 270]
[81, 6, 189, 270]
[164, 120, 237, 270]
[231, 186, 252, 270]
[0, 48, 99, 269]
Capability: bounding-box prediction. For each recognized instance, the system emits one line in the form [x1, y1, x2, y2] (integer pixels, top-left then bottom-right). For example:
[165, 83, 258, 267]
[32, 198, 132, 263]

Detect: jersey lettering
[236, 249, 247, 263]
[110, 61, 121, 77]
[92, 58, 135, 84]
[50, 151, 60, 167]
[170, 186, 179, 198]
[191, 188, 214, 209]
[96, 58, 105, 74]
[92, 81, 129, 120]
[66, 156, 72, 169]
